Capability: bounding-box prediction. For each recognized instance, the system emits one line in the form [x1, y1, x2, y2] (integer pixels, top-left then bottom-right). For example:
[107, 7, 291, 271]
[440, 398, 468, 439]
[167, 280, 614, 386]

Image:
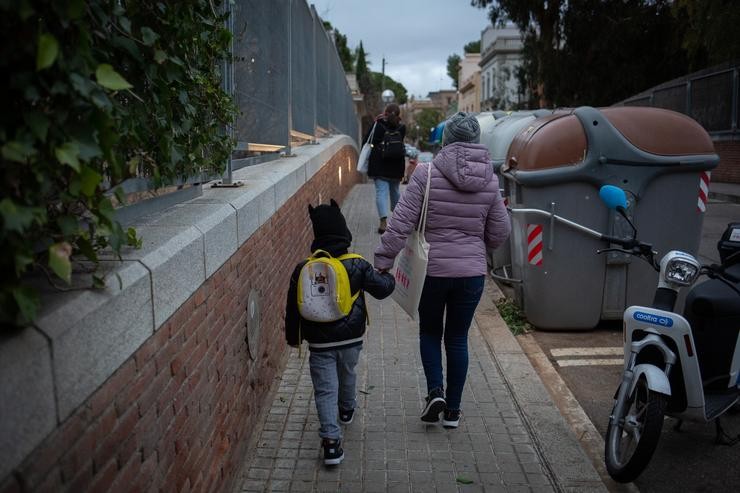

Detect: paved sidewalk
[237, 184, 605, 492]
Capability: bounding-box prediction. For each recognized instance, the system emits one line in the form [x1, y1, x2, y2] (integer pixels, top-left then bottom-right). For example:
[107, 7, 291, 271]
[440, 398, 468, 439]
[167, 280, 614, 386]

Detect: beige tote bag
[391, 164, 432, 320]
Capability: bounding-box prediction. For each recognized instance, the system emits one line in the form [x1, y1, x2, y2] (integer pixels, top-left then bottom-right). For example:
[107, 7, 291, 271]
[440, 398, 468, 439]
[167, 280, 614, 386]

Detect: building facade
[479, 25, 525, 111]
[458, 53, 481, 113]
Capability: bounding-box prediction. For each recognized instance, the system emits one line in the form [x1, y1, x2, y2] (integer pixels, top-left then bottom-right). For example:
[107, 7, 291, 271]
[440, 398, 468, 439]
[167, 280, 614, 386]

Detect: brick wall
[0, 146, 360, 493]
[712, 139, 740, 184]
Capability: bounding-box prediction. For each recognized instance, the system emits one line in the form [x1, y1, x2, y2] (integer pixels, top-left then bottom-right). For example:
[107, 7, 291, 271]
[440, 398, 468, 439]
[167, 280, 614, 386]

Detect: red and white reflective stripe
[697, 171, 711, 212]
[527, 224, 543, 266]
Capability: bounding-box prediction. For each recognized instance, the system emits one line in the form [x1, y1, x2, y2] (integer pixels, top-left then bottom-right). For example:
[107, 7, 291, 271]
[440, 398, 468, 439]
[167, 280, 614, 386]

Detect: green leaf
[76, 236, 97, 262]
[79, 166, 102, 197]
[0, 199, 44, 233]
[114, 186, 127, 206]
[95, 64, 133, 91]
[92, 275, 105, 289]
[456, 476, 474, 485]
[154, 49, 167, 64]
[55, 141, 81, 171]
[98, 197, 115, 223]
[24, 112, 50, 141]
[67, 0, 85, 19]
[77, 139, 103, 161]
[12, 286, 40, 324]
[2, 141, 37, 163]
[120, 17, 132, 34]
[14, 252, 34, 276]
[57, 215, 79, 236]
[49, 242, 72, 284]
[141, 27, 158, 46]
[126, 227, 142, 248]
[37, 33, 59, 71]
[19, 0, 35, 20]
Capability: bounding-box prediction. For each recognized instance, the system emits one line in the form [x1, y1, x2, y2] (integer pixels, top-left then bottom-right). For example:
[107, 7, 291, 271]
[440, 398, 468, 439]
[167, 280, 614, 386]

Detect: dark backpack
[380, 127, 404, 159]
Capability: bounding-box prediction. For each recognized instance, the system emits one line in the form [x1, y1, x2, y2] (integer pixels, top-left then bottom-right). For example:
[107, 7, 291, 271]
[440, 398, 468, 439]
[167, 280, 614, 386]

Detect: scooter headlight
[664, 257, 699, 286]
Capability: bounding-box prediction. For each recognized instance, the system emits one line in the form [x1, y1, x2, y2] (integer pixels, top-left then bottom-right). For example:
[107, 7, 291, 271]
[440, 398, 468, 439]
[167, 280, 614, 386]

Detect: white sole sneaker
[420, 397, 446, 422]
[324, 452, 344, 465]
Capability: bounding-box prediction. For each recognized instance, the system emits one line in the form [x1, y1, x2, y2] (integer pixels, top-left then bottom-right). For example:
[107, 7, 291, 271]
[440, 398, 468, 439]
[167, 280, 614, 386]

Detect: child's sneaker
[338, 407, 354, 425]
[420, 388, 446, 422]
[442, 408, 462, 428]
[322, 438, 344, 465]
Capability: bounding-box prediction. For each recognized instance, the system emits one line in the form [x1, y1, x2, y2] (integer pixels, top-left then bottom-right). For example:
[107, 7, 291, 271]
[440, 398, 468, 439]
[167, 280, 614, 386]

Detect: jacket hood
[433, 142, 493, 192]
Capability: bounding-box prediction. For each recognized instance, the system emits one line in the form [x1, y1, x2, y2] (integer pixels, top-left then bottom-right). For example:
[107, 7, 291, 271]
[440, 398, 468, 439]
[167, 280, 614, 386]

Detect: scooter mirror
[599, 185, 628, 211]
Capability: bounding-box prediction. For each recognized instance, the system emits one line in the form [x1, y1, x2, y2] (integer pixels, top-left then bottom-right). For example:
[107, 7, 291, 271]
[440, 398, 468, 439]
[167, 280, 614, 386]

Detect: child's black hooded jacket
[284, 200, 395, 351]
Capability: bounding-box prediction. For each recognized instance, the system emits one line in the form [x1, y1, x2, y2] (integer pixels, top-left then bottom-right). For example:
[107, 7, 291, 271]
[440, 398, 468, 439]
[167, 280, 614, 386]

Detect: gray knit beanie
[442, 112, 480, 146]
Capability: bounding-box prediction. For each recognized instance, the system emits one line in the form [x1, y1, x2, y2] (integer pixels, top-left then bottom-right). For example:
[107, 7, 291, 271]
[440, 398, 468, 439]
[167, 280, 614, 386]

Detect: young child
[285, 199, 395, 465]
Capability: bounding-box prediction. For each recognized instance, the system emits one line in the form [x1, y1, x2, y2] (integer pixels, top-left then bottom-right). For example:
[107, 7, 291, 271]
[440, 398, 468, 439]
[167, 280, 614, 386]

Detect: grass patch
[494, 298, 533, 336]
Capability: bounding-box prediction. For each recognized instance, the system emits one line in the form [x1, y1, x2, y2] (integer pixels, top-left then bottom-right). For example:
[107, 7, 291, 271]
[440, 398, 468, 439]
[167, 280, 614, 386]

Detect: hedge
[0, 0, 236, 328]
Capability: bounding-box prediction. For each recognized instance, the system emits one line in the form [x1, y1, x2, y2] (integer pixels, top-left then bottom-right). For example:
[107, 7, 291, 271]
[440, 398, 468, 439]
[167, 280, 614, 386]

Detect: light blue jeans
[374, 178, 401, 219]
[309, 345, 362, 440]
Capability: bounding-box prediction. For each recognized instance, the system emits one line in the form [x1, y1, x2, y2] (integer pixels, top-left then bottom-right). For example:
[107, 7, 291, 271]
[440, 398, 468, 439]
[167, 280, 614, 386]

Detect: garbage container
[502, 106, 719, 330]
[478, 111, 552, 276]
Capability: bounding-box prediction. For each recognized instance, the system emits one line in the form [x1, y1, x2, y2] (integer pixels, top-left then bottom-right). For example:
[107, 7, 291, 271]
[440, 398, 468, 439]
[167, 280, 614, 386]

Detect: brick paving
[237, 184, 573, 492]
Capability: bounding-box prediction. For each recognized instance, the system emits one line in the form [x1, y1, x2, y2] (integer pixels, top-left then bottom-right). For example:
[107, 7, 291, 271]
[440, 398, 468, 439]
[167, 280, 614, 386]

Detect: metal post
[212, 0, 243, 187]
[284, 0, 295, 157]
[311, 5, 318, 142]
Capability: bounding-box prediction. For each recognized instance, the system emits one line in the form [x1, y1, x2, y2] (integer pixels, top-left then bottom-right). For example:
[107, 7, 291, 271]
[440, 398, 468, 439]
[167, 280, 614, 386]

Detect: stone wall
[0, 137, 360, 493]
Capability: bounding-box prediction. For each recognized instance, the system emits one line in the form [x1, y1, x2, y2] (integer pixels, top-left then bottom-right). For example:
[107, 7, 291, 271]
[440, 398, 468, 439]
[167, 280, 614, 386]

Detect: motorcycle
[511, 184, 740, 483]
[596, 185, 740, 483]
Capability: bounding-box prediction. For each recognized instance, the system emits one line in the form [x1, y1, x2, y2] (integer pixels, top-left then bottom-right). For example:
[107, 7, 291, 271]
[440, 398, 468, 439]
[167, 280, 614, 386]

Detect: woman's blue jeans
[374, 178, 400, 219]
[418, 275, 485, 410]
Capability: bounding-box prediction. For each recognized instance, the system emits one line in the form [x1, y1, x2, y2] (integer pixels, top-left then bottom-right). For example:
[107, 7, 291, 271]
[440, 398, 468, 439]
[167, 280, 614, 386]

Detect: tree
[464, 40, 481, 53]
[415, 108, 444, 150]
[371, 73, 408, 105]
[322, 21, 355, 73]
[446, 53, 461, 89]
[672, 0, 740, 71]
[472, 0, 563, 107]
[355, 42, 371, 94]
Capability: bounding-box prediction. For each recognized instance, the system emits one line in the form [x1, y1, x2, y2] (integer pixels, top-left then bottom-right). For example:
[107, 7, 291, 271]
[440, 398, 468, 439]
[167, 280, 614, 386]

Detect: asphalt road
[522, 198, 740, 492]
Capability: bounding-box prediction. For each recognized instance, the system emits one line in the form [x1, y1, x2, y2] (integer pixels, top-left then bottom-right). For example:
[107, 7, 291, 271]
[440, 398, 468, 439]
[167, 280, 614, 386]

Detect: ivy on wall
[0, 0, 236, 328]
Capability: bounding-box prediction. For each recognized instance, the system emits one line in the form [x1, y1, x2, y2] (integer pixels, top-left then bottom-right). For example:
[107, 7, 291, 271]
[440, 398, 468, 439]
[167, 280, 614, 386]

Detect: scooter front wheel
[605, 376, 668, 483]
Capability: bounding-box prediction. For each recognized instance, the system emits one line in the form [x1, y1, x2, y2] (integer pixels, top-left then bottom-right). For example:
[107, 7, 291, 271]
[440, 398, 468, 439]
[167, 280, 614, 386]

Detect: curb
[709, 191, 740, 204]
[475, 278, 607, 492]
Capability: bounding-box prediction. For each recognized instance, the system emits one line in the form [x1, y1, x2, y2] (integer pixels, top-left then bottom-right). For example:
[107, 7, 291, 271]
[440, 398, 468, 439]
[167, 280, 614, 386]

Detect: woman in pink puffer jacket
[374, 112, 511, 428]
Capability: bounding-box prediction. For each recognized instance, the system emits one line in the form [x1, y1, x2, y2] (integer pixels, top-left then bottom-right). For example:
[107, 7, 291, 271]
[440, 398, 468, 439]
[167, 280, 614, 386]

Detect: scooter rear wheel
[605, 376, 668, 483]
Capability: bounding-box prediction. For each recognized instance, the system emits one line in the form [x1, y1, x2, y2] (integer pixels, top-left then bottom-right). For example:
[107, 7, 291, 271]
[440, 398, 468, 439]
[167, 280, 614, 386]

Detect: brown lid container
[506, 107, 716, 171]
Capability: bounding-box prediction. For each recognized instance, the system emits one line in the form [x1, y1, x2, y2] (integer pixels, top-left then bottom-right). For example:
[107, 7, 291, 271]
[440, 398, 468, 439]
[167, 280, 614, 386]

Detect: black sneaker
[338, 407, 354, 425]
[420, 388, 446, 423]
[322, 438, 344, 465]
[442, 409, 461, 428]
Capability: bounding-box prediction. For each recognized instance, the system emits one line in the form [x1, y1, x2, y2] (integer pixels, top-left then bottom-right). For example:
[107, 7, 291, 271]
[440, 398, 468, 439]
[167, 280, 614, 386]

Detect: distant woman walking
[363, 103, 406, 233]
[374, 112, 511, 428]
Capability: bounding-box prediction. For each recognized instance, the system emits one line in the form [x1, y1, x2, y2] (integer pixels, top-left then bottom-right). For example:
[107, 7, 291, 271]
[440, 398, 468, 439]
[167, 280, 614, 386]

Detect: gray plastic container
[478, 111, 552, 274]
[502, 106, 719, 330]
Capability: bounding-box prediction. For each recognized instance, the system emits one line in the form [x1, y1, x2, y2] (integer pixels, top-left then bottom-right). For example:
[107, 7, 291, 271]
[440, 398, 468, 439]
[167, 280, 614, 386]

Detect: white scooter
[511, 185, 740, 483]
[595, 185, 740, 483]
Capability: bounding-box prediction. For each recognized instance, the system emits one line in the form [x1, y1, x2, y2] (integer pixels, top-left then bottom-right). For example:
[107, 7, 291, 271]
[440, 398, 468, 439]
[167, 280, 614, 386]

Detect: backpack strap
[337, 253, 370, 325]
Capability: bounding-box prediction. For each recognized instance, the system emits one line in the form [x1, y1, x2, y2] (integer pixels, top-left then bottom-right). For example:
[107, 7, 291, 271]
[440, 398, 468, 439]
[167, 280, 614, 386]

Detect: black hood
[308, 199, 352, 256]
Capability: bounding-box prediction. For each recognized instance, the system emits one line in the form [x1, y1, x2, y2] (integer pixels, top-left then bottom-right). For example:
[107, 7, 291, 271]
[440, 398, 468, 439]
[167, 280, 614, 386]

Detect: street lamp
[381, 89, 395, 104]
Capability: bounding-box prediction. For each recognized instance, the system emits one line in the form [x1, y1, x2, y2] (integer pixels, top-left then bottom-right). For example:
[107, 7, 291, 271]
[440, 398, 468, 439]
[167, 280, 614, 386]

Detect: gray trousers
[309, 345, 362, 440]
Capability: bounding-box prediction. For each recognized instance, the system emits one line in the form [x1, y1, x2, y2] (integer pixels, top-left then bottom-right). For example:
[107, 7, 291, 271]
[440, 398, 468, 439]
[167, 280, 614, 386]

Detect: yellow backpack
[297, 250, 364, 322]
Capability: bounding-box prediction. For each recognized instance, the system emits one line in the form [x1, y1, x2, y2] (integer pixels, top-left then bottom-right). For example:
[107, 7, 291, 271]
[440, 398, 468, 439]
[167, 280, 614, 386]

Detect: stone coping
[0, 134, 357, 481]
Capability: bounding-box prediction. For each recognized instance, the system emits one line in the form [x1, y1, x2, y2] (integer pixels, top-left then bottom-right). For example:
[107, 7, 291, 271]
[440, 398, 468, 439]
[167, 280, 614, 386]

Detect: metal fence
[226, 0, 358, 172]
[116, 0, 358, 221]
[621, 63, 739, 137]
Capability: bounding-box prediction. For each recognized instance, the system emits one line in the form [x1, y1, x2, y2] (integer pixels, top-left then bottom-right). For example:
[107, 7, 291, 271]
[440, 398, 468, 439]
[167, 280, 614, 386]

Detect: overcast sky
[310, 0, 491, 99]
